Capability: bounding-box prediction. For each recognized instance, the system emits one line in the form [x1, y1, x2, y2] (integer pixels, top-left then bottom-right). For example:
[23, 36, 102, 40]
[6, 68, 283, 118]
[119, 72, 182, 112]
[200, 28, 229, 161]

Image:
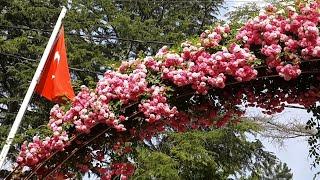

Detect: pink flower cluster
[139, 85, 178, 122]
[144, 41, 257, 94]
[48, 104, 66, 133]
[200, 25, 230, 48]
[97, 64, 148, 104]
[237, 1, 320, 80]
[17, 132, 69, 166]
[228, 44, 258, 81]
[17, 86, 122, 167]
[276, 64, 301, 81]
[17, 105, 71, 167]
[66, 85, 128, 133]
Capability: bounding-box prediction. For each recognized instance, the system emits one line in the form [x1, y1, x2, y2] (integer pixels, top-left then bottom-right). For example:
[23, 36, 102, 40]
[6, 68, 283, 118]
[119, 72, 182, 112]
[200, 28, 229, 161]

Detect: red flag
[36, 26, 75, 102]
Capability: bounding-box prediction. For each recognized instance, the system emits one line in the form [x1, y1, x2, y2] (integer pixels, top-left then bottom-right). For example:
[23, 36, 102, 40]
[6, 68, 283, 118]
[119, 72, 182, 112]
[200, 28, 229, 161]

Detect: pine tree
[0, 0, 224, 160]
[133, 122, 293, 179]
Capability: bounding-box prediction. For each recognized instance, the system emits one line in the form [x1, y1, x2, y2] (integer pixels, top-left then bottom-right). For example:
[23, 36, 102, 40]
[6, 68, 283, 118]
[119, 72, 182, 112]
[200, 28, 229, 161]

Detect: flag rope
[0, 52, 104, 75]
[0, 25, 174, 45]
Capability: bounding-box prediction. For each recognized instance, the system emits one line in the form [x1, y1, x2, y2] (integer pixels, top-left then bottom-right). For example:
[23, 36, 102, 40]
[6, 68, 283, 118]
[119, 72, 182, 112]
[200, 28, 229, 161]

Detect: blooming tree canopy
[10, 1, 320, 179]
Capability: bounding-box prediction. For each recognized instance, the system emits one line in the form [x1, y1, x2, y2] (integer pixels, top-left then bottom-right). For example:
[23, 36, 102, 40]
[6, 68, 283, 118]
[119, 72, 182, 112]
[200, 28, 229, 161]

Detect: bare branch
[249, 116, 316, 145]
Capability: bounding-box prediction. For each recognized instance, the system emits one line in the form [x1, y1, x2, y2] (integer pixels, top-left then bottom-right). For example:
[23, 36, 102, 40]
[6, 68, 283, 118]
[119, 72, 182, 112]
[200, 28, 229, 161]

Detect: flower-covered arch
[12, 1, 320, 179]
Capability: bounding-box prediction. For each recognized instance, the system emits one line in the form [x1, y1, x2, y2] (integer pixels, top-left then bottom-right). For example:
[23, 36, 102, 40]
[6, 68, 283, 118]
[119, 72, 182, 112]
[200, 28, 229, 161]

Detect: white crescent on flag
[54, 51, 60, 63]
[52, 51, 61, 79]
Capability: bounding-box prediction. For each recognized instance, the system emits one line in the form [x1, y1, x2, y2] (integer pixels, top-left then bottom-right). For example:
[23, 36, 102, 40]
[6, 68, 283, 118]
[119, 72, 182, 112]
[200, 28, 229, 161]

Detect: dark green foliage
[133, 148, 179, 180]
[248, 161, 293, 180]
[134, 123, 293, 179]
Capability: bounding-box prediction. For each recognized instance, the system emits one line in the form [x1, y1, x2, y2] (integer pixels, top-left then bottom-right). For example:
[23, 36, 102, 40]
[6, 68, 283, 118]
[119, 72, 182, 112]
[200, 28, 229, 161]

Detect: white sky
[246, 107, 318, 179]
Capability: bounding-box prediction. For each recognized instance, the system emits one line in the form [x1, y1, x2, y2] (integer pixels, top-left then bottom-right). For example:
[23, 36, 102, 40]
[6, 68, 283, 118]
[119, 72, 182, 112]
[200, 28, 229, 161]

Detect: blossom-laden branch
[13, 1, 320, 179]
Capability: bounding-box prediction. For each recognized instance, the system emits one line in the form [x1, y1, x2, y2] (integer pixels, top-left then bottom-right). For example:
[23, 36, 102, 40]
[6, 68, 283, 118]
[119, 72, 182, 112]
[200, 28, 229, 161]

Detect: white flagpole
[0, 7, 67, 169]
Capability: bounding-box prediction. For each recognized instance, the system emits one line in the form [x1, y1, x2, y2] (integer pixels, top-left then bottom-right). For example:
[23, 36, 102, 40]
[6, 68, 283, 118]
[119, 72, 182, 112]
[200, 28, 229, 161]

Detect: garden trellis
[5, 1, 320, 179]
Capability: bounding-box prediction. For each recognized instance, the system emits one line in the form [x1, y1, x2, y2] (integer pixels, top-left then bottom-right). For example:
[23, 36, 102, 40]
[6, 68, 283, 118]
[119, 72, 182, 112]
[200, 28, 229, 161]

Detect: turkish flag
[35, 26, 75, 102]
